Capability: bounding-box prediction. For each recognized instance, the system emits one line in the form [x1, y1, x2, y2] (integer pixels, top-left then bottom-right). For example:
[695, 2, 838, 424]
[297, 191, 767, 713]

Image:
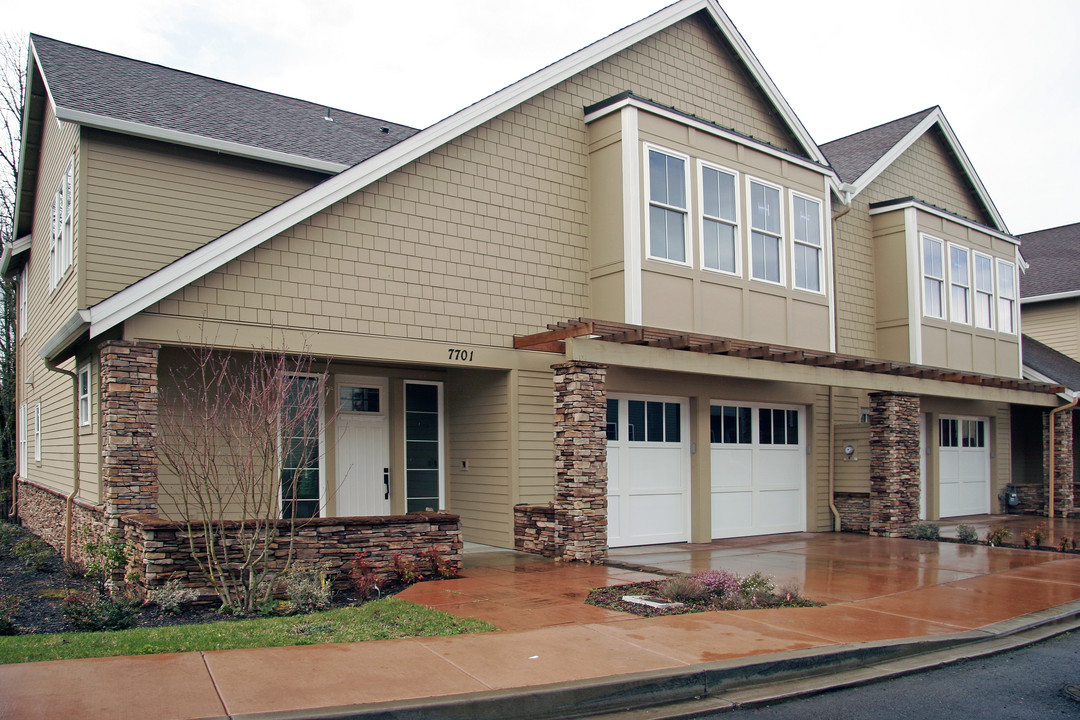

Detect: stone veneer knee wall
[834, 492, 870, 533]
[121, 512, 462, 598]
[869, 392, 921, 537]
[16, 479, 107, 566]
[514, 503, 559, 557]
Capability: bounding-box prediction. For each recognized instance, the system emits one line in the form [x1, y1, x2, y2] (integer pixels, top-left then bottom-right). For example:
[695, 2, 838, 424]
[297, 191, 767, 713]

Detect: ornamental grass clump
[660, 574, 710, 603]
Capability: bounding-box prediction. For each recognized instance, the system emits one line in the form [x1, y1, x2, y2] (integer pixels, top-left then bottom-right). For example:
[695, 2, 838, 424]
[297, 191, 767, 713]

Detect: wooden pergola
[514, 318, 1064, 394]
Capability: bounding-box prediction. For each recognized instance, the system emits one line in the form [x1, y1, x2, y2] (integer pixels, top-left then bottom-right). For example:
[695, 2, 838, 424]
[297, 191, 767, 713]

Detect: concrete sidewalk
[3, 532, 1080, 720]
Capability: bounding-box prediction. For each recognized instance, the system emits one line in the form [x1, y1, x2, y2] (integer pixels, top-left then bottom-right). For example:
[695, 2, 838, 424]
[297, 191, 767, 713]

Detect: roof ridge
[820, 106, 938, 149]
[29, 33, 413, 130]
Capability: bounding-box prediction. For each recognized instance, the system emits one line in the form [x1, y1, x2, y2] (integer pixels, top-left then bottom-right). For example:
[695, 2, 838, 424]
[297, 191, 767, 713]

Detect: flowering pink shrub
[692, 569, 741, 600]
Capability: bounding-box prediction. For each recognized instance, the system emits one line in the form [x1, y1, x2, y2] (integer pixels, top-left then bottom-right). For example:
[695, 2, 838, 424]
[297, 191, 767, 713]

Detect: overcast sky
[5, 0, 1078, 234]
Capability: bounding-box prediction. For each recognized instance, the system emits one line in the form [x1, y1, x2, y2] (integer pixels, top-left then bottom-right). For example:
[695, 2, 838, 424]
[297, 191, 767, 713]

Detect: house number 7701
[448, 348, 474, 362]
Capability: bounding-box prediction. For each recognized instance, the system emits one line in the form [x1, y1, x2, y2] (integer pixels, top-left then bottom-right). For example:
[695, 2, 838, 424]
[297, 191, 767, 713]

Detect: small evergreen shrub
[660, 575, 710, 602]
[986, 526, 1012, 546]
[146, 579, 199, 615]
[956, 524, 979, 544]
[13, 537, 54, 571]
[281, 564, 333, 614]
[910, 522, 940, 541]
[60, 590, 137, 631]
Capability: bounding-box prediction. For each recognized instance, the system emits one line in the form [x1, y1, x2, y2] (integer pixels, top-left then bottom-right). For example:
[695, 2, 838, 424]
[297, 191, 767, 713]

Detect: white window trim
[643, 143, 692, 267]
[78, 363, 92, 427]
[33, 403, 41, 462]
[50, 157, 74, 292]
[972, 251, 995, 331]
[789, 190, 825, 295]
[18, 265, 27, 340]
[747, 176, 785, 287]
[947, 242, 972, 325]
[335, 375, 387, 417]
[18, 403, 26, 476]
[921, 234, 945, 320]
[697, 160, 740, 277]
[996, 258, 1018, 335]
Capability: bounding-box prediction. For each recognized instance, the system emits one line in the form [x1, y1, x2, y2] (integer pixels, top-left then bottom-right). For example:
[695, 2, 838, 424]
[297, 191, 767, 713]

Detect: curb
[238, 599, 1080, 720]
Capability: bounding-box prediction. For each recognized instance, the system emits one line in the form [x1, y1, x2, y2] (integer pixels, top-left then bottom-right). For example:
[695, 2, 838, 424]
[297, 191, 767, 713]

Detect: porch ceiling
[514, 318, 1064, 396]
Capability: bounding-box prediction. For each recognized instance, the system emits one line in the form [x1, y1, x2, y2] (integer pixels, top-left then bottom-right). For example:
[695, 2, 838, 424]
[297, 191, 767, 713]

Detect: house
[4, 0, 1071, 592]
[1015, 223, 1080, 513]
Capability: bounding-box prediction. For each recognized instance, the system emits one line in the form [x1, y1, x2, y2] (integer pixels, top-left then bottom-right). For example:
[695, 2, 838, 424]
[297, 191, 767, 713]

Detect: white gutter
[39, 310, 91, 363]
[1021, 290, 1080, 305]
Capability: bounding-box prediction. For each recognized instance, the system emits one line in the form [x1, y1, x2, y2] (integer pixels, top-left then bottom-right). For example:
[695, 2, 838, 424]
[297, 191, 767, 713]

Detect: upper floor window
[18, 266, 27, 340]
[33, 403, 41, 462]
[973, 252, 994, 330]
[17, 403, 26, 476]
[791, 193, 823, 292]
[647, 147, 688, 264]
[749, 179, 782, 284]
[922, 235, 945, 319]
[700, 163, 738, 274]
[50, 158, 74, 290]
[948, 244, 971, 324]
[78, 363, 92, 427]
[996, 259, 1016, 334]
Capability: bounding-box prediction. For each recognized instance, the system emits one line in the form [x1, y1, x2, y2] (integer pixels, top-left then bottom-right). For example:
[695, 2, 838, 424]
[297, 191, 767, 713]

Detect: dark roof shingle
[1023, 335, 1080, 392]
[32, 34, 419, 169]
[1019, 222, 1080, 298]
[820, 107, 936, 184]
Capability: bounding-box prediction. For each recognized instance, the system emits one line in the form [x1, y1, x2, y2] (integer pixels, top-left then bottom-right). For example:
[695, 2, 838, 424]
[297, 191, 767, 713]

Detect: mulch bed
[0, 524, 392, 635]
[585, 580, 820, 618]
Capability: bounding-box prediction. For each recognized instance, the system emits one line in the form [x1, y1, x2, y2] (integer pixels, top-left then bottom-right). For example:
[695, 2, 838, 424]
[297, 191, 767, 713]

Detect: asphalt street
[707, 631, 1080, 720]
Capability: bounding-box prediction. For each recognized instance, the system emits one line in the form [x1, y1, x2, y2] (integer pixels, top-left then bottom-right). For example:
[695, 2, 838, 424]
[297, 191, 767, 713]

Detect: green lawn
[0, 598, 496, 664]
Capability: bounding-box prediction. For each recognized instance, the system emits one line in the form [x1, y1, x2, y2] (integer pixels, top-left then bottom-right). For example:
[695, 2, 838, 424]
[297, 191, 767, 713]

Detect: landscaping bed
[586, 570, 820, 618]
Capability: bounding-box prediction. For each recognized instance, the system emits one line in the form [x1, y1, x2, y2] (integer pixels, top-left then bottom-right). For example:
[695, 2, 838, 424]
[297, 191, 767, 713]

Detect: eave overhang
[39, 309, 90, 363]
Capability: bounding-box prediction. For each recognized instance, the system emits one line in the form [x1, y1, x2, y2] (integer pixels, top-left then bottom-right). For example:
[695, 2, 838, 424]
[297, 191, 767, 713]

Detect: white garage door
[710, 402, 806, 539]
[938, 416, 990, 517]
[606, 395, 690, 547]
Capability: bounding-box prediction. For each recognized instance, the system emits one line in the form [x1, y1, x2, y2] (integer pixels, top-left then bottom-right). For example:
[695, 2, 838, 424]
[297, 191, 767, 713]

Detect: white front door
[710, 402, 806, 538]
[335, 378, 391, 516]
[606, 395, 690, 547]
[938, 415, 990, 517]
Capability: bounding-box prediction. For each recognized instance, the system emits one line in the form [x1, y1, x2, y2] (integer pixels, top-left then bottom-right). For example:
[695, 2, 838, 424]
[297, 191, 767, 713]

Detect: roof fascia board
[55, 107, 349, 174]
[1020, 290, 1080, 305]
[12, 42, 47, 241]
[1022, 365, 1076, 399]
[847, 108, 1007, 232]
[585, 95, 835, 177]
[868, 199, 1019, 245]
[88, 0, 826, 337]
[39, 309, 90, 363]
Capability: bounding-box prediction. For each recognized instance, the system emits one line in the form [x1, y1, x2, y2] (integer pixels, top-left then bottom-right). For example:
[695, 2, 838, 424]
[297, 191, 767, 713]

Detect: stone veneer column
[868, 392, 921, 537]
[552, 361, 608, 562]
[100, 341, 161, 529]
[1044, 408, 1075, 518]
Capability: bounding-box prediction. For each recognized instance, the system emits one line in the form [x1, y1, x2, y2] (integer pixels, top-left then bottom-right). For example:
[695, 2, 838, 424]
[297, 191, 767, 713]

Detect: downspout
[1048, 395, 1079, 519]
[827, 189, 853, 533]
[827, 386, 840, 532]
[44, 361, 80, 562]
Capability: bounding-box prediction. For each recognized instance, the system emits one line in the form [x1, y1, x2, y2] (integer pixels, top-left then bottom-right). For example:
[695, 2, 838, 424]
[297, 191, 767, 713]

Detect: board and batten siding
[1021, 300, 1080, 362]
[82, 130, 326, 305]
[139, 13, 806, 347]
[446, 369, 513, 546]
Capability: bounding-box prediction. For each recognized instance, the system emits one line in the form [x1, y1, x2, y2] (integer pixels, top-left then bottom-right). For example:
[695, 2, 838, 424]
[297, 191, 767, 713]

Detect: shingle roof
[31, 34, 419, 169]
[1023, 335, 1080, 392]
[1019, 222, 1080, 298]
[820, 107, 937, 184]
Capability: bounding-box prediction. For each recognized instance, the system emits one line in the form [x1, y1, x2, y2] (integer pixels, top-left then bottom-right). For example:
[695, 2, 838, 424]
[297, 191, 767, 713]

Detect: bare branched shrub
[157, 345, 332, 612]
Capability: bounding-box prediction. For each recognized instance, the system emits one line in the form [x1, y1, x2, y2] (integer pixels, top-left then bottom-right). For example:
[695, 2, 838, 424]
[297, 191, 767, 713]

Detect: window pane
[665, 211, 686, 262]
[795, 243, 820, 291]
[975, 255, 993, 292]
[738, 407, 751, 444]
[793, 196, 820, 246]
[606, 399, 619, 441]
[649, 150, 668, 204]
[763, 234, 780, 282]
[649, 150, 685, 208]
[925, 277, 943, 318]
[710, 406, 723, 443]
[722, 406, 737, 443]
[405, 383, 438, 412]
[703, 166, 736, 220]
[704, 220, 735, 273]
[786, 410, 799, 445]
[759, 408, 772, 444]
[646, 401, 664, 442]
[628, 400, 645, 442]
[664, 403, 680, 442]
[951, 284, 969, 323]
[339, 385, 380, 413]
[773, 409, 786, 444]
